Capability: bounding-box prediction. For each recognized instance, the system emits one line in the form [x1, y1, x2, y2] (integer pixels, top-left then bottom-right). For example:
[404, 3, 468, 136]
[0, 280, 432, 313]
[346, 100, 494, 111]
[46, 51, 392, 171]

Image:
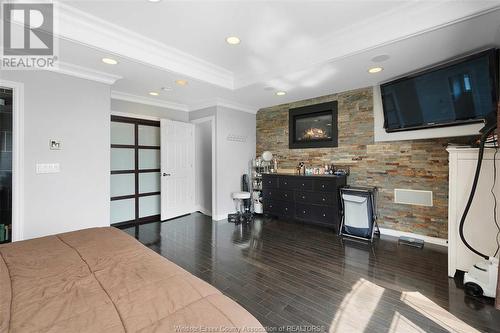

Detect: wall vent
[394, 189, 433, 207]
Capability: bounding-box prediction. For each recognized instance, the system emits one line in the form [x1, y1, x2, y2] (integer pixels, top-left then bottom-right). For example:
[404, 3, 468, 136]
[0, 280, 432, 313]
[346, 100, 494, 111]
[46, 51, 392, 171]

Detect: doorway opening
[193, 117, 215, 218]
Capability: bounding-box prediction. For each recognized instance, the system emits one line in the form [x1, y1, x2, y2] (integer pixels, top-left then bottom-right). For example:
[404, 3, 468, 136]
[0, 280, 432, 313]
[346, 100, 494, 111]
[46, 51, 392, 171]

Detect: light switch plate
[49, 139, 62, 150]
[36, 163, 60, 174]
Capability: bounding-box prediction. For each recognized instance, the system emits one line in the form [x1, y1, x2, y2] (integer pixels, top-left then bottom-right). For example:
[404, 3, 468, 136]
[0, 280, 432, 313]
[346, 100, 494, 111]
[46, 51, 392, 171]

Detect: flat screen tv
[381, 49, 498, 132]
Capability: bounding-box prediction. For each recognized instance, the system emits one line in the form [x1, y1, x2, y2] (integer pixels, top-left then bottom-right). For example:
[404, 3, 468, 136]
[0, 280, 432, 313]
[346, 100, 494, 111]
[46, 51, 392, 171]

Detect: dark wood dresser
[262, 173, 347, 231]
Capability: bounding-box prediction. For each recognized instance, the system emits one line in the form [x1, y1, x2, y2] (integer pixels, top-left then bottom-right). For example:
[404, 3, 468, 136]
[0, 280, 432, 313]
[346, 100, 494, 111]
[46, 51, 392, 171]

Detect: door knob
[163, 173, 171, 176]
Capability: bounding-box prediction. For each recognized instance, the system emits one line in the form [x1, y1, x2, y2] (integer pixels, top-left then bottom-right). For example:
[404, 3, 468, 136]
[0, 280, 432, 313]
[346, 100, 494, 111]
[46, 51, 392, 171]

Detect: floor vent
[394, 189, 433, 207]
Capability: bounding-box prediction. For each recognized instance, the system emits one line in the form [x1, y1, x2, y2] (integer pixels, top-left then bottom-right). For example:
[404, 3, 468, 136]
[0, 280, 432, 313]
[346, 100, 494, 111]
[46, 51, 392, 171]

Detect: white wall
[215, 106, 256, 220]
[111, 99, 189, 122]
[194, 120, 212, 215]
[1, 71, 110, 240]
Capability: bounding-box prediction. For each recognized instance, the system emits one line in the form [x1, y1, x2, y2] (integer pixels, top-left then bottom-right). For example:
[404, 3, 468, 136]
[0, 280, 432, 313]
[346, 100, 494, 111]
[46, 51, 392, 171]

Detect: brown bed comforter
[0, 227, 264, 333]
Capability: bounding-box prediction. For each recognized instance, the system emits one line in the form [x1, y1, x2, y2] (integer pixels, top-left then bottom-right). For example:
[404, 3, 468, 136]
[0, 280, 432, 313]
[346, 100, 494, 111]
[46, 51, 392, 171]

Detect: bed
[0, 227, 264, 332]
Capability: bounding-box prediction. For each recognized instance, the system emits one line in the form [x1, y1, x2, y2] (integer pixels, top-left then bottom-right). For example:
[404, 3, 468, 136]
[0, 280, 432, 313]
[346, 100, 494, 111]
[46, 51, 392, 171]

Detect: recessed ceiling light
[226, 36, 241, 45]
[276, 91, 286, 96]
[368, 67, 383, 74]
[148, 0, 161, 2]
[102, 57, 118, 65]
[161, 87, 172, 91]
[175, 79, 188, 86]
[149, 92, 159, 96]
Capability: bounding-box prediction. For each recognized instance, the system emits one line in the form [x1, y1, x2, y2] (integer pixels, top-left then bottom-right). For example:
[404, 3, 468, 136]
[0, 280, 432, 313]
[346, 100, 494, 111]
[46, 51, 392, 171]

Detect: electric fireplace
[289, 101, 338, 149]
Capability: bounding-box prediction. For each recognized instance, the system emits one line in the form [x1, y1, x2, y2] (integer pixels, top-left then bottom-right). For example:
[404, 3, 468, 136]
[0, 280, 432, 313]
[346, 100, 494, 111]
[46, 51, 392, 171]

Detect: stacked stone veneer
[256, 87, 471, 238]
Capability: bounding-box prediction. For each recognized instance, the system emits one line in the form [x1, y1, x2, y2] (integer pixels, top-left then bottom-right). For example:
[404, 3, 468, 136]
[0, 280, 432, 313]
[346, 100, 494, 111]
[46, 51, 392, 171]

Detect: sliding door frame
[111, 115, 161, 227]
[0, 80, 24, 242]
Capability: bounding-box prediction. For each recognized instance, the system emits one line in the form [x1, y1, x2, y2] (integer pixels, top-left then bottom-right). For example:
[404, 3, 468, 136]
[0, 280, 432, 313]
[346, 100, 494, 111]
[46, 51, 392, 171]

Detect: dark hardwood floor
[121, 213, 500, 332]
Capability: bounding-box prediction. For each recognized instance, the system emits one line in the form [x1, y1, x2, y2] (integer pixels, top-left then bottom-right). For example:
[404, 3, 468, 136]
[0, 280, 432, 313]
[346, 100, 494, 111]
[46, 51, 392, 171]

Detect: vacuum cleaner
[460, 119, 499, 298]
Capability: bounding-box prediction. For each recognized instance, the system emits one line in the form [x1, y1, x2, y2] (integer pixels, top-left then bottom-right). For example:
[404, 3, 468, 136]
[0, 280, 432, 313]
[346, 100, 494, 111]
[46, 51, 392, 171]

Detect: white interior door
[160, 119, 195, 220]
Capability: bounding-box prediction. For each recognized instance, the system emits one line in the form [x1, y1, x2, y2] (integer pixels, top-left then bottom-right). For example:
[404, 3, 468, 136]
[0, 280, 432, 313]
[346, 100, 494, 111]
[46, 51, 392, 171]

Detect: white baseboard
[213, 214, 228, 221]
[194, 205, 212, 217]
[378, 227, 448, 247]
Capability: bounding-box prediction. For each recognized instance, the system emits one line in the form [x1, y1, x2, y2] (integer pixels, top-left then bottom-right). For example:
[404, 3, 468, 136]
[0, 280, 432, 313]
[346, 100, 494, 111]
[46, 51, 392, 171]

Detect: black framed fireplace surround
[289, 101, 338, 149]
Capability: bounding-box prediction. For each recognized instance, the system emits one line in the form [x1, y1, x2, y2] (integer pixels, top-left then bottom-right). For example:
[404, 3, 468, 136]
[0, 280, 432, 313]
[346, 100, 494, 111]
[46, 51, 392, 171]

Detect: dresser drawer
[295, 203, 315, 220]
[279, 190, 293, 201]
[262, 188, 276, 201]
[279, 202, 295, 218]
[295, 191, 336, 206]
[294, 178, 314, 191]
[279, 177, 295, 190]
[313, 206, 338, 225]
[263, 200, 279, 214]
[314, 179, 339, 192]
[262, 175, 278, 188]
[263, 189, 293, 202]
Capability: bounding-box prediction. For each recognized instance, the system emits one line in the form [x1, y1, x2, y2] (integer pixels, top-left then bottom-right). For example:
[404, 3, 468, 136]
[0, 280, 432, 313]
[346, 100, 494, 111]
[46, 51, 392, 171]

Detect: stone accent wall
[256, 87, 470, 238]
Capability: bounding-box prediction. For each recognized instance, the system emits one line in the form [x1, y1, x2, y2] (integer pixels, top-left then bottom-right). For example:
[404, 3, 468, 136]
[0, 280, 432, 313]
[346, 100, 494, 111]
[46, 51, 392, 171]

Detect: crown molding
[46, 61, 122, 85]
[215, 98, 258, 114]
[189, 98, 258, 114]
[111, 91, 190, 112]
[55, 2, 234, 89]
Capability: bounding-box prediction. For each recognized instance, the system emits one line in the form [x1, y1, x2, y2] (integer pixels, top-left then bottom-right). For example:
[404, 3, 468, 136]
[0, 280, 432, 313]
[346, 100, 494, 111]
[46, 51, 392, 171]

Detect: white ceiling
[49, 1, 500, 112]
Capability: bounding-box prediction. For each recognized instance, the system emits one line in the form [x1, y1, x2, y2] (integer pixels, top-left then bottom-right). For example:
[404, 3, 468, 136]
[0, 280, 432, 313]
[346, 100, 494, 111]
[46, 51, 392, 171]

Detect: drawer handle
[285, 208, 288, 211]
[284, 194, 288, 197]
[323, 213, 326, 217]
[322, 198, 326, 201]
[322, 185, 325, 188]
[269, 205, 273, 208]
[302, 183, 305, 186]
[302, 196, 305, 199]
[268, 181, 271, 184]
[303, 210, 306, 214]
[284, 182, 288, 185]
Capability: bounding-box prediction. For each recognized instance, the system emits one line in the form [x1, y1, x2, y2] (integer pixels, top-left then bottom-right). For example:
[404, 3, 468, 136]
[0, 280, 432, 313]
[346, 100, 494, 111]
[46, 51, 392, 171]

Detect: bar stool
[231, 191, 251, 223]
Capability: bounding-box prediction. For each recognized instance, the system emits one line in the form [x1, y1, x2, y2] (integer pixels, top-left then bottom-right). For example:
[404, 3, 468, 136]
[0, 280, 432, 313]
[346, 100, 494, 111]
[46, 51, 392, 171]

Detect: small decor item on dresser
[339, 186, 379, 242]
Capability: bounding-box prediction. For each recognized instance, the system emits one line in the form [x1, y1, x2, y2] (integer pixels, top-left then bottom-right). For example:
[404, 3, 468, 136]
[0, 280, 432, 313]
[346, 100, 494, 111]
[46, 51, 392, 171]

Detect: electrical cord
[492, 146, 500, 257]
[459, 124, 497, 260]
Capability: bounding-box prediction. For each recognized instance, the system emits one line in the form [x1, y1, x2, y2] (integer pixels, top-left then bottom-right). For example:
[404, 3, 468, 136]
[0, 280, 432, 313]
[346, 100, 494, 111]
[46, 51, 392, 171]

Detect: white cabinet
[448, 147, 500, 277]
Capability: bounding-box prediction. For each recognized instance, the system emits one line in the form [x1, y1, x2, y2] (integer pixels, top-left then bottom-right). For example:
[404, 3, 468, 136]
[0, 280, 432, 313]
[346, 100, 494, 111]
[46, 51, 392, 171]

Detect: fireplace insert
[289, 101, 338, 149]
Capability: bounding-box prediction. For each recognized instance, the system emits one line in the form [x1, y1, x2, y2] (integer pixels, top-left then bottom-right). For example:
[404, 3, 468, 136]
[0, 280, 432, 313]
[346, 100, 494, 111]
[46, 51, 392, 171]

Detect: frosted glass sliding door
[0, 88, 12, 243]
[110, 116, 161, 226]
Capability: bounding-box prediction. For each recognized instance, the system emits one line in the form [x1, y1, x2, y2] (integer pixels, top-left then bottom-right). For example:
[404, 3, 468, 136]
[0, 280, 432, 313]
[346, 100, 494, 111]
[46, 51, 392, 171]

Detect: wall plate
[49, 139, 62, 150]
[394, 189, 433, 207]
